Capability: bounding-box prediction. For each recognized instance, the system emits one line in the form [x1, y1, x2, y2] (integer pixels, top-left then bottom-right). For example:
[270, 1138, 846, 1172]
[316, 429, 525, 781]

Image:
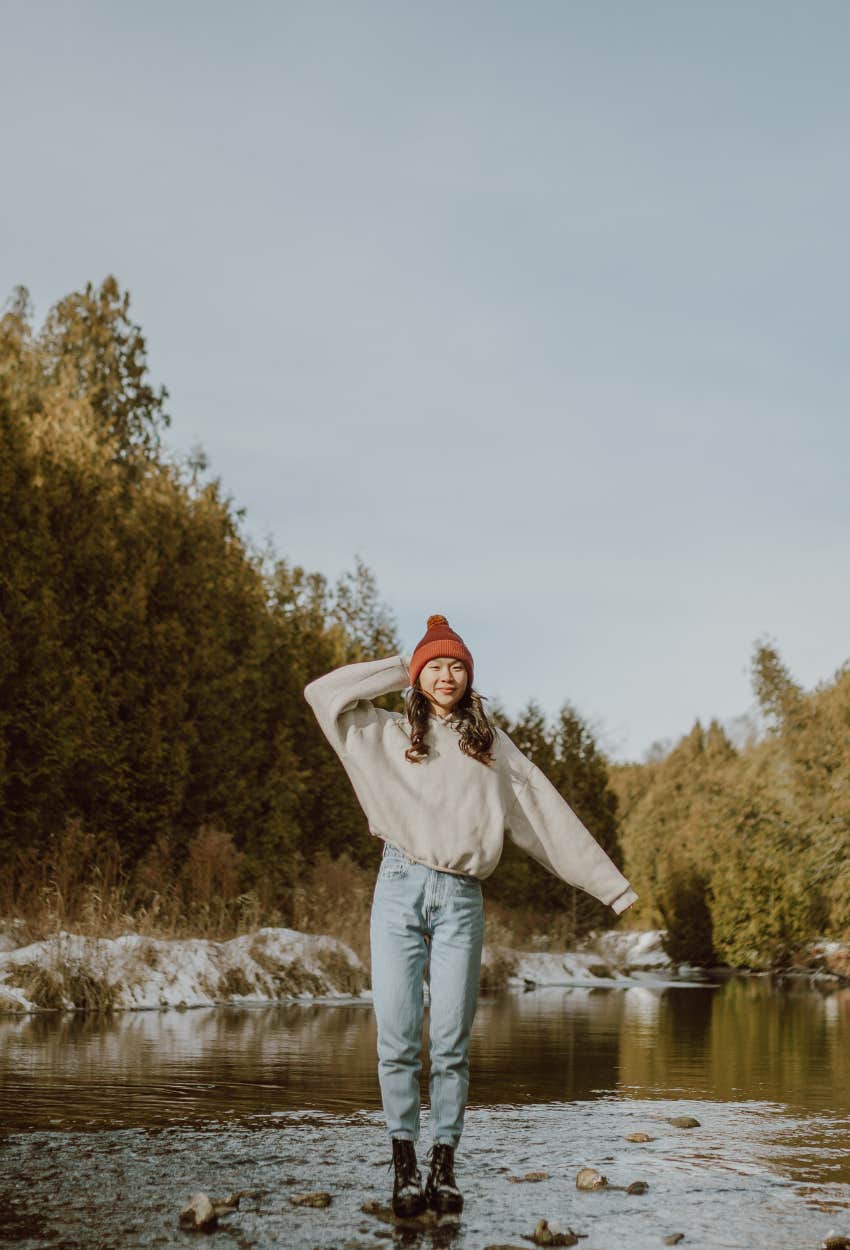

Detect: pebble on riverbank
[178, 1192, 240, 1231]
[179, 1193, 217, 1231]
[289, 1190, 331, 1207]
[575, 1167, 649, 1195]
[525, 1217, 580, 1246]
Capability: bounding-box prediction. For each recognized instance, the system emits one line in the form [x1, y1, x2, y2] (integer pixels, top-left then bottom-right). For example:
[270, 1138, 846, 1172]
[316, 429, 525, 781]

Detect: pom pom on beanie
[408, 614, 474, 689]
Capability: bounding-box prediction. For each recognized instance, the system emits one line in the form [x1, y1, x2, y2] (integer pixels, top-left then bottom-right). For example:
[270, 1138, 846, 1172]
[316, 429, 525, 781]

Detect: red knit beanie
[408, 615, 474, 690]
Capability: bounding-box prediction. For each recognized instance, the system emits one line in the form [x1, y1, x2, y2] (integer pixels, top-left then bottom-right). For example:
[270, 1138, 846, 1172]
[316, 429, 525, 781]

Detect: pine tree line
[0, 278, 622, 939]
[611, 647, 850, 967]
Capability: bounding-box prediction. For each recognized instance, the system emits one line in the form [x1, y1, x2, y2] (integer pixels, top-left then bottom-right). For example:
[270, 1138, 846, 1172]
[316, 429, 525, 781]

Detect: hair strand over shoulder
[404, 686, 495, 766]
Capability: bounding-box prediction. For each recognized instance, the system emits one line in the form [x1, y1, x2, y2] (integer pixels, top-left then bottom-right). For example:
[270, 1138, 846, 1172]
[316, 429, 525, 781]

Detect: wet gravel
[1, 1098, 848, 1250]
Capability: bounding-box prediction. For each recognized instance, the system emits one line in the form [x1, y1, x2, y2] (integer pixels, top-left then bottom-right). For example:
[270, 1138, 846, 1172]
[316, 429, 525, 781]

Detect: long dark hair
[404, 681, 495, 767]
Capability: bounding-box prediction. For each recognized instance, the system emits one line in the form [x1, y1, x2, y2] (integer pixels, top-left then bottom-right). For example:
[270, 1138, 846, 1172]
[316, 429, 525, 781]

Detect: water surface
[1, 977, 848, 1248]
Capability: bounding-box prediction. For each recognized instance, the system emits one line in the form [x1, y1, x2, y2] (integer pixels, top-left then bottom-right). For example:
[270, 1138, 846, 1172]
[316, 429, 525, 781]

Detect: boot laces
[426, 1143, 457, 1188]
[389, 1140, 421, 1187]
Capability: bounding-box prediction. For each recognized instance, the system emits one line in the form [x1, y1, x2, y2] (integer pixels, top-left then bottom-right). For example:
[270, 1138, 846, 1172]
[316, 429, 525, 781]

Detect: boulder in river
[663, 1236, 685, 1246]
[507, 1171, 549, 1183]
[575, 1166, 607, 1190]
[668, 1116, 701, 1129]
[627, 1180, 649, 1194]
[821, 1238, 850, 1250]
[625, 1131, 655, 1142]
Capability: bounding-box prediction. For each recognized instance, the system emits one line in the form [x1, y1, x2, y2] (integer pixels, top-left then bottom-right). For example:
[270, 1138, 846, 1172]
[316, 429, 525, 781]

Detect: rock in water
[625, 1132, 654, 1143]
[627, 1180, 649, 1194]
[178, 1193, 218, 1231]
[663, 1235, 685, 1245]
[507, 1171, 549, 1183]
[668, 1116, 701, 1129]
[528, 1218, 579, 1247]
[210, 1192, 241, 1217]
[289, 1191, 332, 1207]
[821, 1239, 850, 1250]
[361, 1199, 443, 1228]
[575, 1167, 608, 1190]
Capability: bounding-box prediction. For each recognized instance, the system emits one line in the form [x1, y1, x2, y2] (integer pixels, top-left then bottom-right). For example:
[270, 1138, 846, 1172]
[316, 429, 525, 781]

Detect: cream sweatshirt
[304, 654, 638, 915]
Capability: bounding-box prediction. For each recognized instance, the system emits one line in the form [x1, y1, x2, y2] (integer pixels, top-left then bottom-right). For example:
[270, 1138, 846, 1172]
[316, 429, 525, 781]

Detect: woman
[304, 614, 637, 1218]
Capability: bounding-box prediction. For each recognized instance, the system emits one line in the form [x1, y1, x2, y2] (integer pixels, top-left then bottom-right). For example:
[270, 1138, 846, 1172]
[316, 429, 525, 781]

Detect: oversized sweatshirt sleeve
[303, 654, 410, 755]
[498, 731, 638, 915]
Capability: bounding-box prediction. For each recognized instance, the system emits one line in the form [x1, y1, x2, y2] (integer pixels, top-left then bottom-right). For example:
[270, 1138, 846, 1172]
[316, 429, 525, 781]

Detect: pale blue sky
[3, 2, 849, 760]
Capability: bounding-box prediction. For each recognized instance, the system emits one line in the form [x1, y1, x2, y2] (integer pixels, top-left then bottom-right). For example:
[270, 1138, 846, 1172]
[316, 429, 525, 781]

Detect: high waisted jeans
[369, 841, 485, 1147]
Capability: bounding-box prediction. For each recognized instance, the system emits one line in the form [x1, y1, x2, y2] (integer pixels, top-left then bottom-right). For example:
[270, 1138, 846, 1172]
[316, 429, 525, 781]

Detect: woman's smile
[419, 657, 469, 716]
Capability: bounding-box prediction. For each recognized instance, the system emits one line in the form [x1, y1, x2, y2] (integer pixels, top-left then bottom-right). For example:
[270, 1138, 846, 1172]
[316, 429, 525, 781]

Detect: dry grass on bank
[0, 821, 283, 948]
[1, 823, 580, 974]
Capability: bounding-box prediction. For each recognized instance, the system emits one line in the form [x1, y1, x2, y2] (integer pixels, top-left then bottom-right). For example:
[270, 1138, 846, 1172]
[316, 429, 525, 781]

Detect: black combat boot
[391, 1137, 427, 1217]
[425, 1142, 463, 1213]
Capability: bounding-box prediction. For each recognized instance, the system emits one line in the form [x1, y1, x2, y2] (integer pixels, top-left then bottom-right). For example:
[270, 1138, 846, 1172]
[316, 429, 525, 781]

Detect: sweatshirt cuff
[610, 887, 638, 915]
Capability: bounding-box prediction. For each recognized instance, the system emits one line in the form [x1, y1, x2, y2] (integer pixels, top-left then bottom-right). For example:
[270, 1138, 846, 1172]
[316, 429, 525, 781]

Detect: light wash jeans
[369, 841, 485, 1147]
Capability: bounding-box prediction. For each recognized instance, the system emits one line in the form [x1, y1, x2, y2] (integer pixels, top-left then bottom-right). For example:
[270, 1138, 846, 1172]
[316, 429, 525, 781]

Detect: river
[1, 976, 848, 1248]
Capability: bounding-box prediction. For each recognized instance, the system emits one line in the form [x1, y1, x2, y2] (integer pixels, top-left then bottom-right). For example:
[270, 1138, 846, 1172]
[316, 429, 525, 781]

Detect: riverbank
[1, 923, 846, 1014]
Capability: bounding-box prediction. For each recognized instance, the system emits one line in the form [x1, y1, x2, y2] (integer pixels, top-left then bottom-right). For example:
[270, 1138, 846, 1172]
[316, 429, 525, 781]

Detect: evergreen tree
[486, 700, 626, 936]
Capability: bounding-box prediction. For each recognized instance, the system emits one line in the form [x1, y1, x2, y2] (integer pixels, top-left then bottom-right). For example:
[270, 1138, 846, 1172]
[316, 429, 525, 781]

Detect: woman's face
[418, 656, 469, 717]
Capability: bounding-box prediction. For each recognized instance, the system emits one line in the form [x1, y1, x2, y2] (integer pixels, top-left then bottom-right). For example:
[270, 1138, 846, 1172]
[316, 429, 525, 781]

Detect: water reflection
[619, 979, 850, 1110]
[1, 979, 847, 1132]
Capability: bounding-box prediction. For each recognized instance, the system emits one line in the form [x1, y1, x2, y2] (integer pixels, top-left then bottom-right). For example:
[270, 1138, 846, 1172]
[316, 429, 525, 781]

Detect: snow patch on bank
[0, 928, 368, 1014]
[510, 948, 635, 987]
[0, 926, 721, 1014]
[480, 929, 682, 990]
[586, 928, 672, 972]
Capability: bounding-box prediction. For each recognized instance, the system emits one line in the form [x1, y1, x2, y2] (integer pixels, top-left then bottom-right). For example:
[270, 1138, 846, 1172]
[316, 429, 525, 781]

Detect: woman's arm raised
[304, 654, 410, 756]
